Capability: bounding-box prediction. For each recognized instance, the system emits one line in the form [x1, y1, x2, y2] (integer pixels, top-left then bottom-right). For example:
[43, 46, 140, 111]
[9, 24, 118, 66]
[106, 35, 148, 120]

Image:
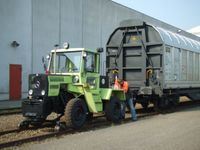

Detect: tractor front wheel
[64, 98, 87, 129]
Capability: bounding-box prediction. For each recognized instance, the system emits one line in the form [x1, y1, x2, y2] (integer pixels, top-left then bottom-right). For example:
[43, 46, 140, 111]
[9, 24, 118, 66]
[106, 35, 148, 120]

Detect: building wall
[0, 0, 32, 100]
[1, 0, 199, 100]
[32, 0, 60, 73]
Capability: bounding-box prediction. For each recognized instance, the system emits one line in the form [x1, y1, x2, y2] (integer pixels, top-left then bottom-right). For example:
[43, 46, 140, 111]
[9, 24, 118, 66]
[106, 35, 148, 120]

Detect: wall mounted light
[11, 41, 20, 47]
[54, 44, 59, 48]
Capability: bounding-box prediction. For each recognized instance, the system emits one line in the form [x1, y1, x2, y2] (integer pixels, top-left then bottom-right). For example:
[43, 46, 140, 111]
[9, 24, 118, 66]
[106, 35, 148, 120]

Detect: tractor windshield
[49, 51, 82, 73]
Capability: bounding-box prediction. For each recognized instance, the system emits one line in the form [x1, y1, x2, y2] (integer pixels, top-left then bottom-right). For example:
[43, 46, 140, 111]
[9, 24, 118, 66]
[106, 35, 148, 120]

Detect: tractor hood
[28, 74, 48, 97]
[28, 74, 73, 97]
[48, 75, 73, 96]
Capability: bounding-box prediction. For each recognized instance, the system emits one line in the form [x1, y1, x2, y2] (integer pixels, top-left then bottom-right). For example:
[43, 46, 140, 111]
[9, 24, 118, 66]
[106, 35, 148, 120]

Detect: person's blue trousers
[127, 98, 137, 121]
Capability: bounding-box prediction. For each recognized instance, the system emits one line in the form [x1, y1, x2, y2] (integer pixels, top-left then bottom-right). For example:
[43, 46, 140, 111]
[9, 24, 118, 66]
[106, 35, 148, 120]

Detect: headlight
[41, 90, 45, 96]
[73, 75, 79, 83]
[29, 89, 33, 95]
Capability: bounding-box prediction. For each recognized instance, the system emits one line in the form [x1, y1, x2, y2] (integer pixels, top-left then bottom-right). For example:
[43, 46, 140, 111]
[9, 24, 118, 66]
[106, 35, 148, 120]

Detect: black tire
[105, 96, 122, 123]
[19, 121, 29, 129]
[86, 112, 93, 121]
[153, 97, 173, 113]
[64, 98, 87, 129]
[141, 102, 149, 110]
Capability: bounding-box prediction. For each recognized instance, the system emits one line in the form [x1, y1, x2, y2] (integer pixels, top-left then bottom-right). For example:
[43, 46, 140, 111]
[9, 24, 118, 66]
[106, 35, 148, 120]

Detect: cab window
[85, 53, 95, 72]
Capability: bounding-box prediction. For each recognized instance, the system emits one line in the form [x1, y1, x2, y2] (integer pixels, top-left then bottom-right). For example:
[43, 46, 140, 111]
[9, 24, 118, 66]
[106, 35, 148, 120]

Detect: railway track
[0, 108, 21, 116]
[0, 121, 56, 137]
[0, 101, 199, 149]
[0, 115, 156, 149]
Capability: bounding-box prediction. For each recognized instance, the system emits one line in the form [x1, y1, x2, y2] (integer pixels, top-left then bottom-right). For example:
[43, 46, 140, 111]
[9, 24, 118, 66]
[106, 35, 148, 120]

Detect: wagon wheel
[64, 98, 87, 129]
[141, 102, 149, 110]
[153, 97, 172, 113]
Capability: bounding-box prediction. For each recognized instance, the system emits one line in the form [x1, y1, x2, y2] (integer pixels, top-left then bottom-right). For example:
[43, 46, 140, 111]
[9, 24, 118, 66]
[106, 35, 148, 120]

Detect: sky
[112, 0, 200, 30]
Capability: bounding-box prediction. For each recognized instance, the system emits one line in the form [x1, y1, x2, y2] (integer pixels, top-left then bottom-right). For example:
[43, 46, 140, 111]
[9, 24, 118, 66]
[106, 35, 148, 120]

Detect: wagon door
[106, 28, 147, 91]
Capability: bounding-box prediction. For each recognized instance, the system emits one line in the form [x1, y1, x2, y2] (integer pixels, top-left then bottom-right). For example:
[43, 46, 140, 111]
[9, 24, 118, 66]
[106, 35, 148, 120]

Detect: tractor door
[85, 52, 100, 92]
[84, 52, 102, 111]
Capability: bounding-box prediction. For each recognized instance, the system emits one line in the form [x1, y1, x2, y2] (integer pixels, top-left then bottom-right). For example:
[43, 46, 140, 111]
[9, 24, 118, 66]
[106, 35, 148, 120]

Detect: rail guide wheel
[18, 120, 30, 129]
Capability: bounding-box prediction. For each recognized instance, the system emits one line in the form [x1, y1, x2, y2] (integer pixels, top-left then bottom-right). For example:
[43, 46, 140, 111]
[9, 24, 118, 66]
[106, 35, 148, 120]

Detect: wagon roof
[154, 26, 200, 52]
[119, 19, 200, 52]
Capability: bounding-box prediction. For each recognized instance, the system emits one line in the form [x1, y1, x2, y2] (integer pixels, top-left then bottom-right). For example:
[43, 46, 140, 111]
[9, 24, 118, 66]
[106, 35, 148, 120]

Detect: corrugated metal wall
[0, 0, 199, 100]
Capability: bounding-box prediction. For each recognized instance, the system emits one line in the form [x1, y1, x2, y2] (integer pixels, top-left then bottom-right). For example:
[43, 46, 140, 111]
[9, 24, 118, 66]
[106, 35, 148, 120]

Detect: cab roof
[50, 48, 97, 53]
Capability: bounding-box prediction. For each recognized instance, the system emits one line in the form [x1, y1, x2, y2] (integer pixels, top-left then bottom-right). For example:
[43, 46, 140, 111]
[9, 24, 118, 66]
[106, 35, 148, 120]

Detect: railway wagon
[106, 19, 200, 109]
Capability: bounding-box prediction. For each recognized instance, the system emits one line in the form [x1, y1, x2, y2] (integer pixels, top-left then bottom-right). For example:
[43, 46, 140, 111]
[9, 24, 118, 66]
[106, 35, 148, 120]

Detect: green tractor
[20, 43, 126, 129]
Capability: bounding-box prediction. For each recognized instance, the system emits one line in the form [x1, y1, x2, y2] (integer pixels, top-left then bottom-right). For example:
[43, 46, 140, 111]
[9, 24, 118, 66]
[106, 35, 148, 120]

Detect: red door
[9, 64, 22, 100]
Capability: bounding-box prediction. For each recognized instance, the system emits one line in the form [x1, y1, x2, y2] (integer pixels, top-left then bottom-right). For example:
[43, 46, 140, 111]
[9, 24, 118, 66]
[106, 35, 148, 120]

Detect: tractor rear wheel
[64, 98, 87, 129]
[105, 96, 122, 123]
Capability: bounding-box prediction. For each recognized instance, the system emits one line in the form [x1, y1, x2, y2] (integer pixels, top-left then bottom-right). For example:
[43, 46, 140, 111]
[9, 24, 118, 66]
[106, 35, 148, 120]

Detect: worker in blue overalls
[119, 80, 137, 121]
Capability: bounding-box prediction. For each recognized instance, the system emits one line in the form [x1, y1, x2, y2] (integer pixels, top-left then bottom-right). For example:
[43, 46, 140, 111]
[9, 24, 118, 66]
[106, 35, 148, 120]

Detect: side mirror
[42, 55, 50, 72]
[97, 48, 103, 53]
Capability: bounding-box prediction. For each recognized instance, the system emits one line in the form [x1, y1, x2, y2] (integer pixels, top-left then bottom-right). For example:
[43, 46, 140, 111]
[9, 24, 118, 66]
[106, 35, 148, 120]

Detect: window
[50, 51, 82, 73]
[85, 53, 95, 72]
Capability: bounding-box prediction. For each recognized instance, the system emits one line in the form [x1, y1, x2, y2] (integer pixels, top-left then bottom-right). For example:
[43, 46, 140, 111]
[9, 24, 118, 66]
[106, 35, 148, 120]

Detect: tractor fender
[100, 88, 126, 101]
[82, 87, 98, 113]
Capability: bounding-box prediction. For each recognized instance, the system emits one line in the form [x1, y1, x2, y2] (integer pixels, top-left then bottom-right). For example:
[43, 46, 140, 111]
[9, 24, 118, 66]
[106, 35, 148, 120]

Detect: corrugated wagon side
[106, 19, 200, 109]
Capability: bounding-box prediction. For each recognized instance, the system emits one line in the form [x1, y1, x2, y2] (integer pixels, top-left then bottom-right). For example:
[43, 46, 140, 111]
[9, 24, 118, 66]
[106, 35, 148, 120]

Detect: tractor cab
[45, 47, 103, 100]
[48, 48, 100, 74]
[46, 47, 101, 86]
